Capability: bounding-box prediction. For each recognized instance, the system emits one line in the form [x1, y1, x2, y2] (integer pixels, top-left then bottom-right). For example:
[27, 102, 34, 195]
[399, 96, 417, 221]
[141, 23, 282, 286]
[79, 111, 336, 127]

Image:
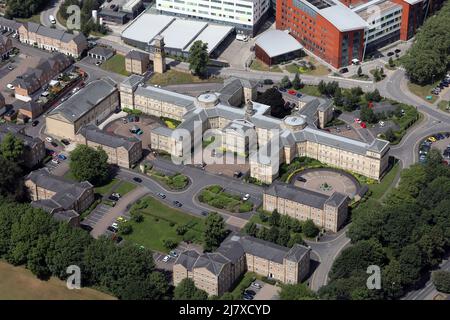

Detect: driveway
[253, 283, 279, 300]
[90, 186, 148, 238]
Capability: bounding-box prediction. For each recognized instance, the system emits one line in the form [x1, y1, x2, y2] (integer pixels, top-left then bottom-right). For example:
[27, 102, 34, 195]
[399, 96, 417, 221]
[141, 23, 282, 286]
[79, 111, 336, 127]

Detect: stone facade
[125, 50, 150, 75]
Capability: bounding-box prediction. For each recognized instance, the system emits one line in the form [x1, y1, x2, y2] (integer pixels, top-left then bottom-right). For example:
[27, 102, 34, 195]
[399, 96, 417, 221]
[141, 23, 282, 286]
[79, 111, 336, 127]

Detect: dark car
[244, 289, 256, 296]
[107, 226, 117, 233]
[173, 201, 182, 207]
[263, 79, 274, 85]
[31, 120, 39, 126]
[157, 192, 166, 199]
[201, 211, 209, 216]
[133, 177, 142, 183]
[339, 67, 349, 74]
[394, 49, 401, 53]
[51, 141, 58, 147]
[109, 195, 119, 202]
[387, 51, 394, 57]
[296, 176, 307, 182]
[80, 224, 93, 232]
[61, 139, 70, 145]
[279, 87, 287, 92]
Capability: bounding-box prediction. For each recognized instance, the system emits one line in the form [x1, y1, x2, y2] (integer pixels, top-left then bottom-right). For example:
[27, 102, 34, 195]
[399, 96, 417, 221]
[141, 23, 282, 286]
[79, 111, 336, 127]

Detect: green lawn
[285, 63, 330, 76]
[199, 185, 253, 213]
[16, 14, 41, 24]
[149, 171, 189, 190]
[114, 181, 136, 196]
[94, 178, 119, 196]
[438, 100, 450, 113]
[297, 85, 322, 97]
[123, 196, 205, 253]
[249, 59, 282, 73]
[148, 69, 223, 86]
[0, 261, 115, 300]
[100, 54, 131, 76]
[407, 81, 439, 103]
[368, 161, 400, 201]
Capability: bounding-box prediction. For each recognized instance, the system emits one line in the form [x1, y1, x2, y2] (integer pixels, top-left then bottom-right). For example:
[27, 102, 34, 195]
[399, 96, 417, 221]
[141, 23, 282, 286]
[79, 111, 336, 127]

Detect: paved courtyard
[293, 168, 360, 199]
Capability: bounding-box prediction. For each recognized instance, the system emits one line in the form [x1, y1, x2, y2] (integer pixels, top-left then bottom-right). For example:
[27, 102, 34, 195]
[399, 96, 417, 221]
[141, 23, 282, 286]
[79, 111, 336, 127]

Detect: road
[40, 0, 66, 30]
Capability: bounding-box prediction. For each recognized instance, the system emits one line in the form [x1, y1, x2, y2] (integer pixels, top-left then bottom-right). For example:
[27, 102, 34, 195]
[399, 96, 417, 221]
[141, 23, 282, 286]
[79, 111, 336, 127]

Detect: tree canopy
[69, 145, 109, 186]
[174, 278, 208, 300]
[188, 41, 209, 77]
[203, 212, 227, 251]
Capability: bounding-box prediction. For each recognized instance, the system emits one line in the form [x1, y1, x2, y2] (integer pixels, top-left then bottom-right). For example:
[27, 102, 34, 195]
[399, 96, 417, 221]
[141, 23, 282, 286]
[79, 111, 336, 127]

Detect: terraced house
[173, 235, 311, 296]
[12, 53, 72, 102]
[18, 22, 87, 58]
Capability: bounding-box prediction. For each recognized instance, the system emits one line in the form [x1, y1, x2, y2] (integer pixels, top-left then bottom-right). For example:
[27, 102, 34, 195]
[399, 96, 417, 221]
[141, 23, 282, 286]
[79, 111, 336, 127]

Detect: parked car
[263, 79, 274, 85]
[387, 51, 394, 56]
[107, 226, 117, 233]
[394, 49, 401, 53]
[354, 118, 361, 124]
[51, 158, 59, 164]
[157, 192, 166, 199]
[95, 61, 102, 66]
[242, 194, 250, 201]
[169, 251, 178, 257]
[51, 141, 58, 147]
[379, 121, 385, 127]
[287, 89, 297, 95]
[296, 93, 302, 98]
[6, 83, 14, 90]
[112, 222, 119, 229]
[201, 211, 209, 216]
[279, 87, 287, 93]
[109, 195, 119, 202]
[7, 65, 14, 71]
[360, 122, 367, 128]
[251, 282, 262, 289]
[296, 176, 307, 182]
[117, 216, 127, 223]
[57, 154, 67, 160]
[162, 255, 170, 263]
[31, 120, 39, 127]
[133, 177, 142, 183]
[339, 67, 348, 74]
[61, 139, 70, 145]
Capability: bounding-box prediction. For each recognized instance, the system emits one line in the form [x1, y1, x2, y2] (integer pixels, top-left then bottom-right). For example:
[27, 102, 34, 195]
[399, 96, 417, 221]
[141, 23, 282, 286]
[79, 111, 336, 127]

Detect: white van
[236, 34, 249, 42]
[49, 15, 56, 24]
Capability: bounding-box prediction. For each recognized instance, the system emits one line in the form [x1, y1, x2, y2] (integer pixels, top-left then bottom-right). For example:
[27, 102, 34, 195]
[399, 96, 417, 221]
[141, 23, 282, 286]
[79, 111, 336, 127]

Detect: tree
[292, 73, 302, 90]
[0, 133, 24, 164]
[120, 272, 170, 300]
[302, 219, 319, 238]
[357, 66, 363, 77]
[69, 145, 109, 186]
[432, 271, 450, 293]
[333, 87, 343, 106]
[382, 259, 405, 299]
[318, 80, 327, 94]
[243, 222, 258, 237]
[383, 128, 396, 142]
[365, 89, 382, 102]
[266, 226, 280, 243]
[398, 244, 423, 286]
[119, 223, 133, 235]
[0, 156, 24, 200]
[388, 57, 395, 68]
[277, 227, 290, 247]
[280, 76, 291, 89]
[174, 278, 208, 300]
[269, 210, 280, 226]
[360, 104, 378, 124]
[279, 283, 317, 300]
[188, 40, 209, 77]
[256, 88, 287, 118]
[203, 212, 227, 251]
[287, 233, 305, 247]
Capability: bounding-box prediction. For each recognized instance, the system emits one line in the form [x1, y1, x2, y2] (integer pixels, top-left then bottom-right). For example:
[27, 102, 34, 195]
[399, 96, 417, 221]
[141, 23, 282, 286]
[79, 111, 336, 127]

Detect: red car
[360, 122, 367, 128]
[288, 89, 297, 95]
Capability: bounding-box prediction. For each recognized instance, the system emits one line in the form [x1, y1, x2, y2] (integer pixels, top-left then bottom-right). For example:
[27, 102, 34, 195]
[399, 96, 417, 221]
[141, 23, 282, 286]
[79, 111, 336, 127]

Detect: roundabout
[291, 168, 361, 199]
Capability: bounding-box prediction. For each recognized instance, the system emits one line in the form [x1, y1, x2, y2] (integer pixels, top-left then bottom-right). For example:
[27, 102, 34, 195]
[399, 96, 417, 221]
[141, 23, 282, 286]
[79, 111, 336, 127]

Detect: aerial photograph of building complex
[0, 0, 449, 311]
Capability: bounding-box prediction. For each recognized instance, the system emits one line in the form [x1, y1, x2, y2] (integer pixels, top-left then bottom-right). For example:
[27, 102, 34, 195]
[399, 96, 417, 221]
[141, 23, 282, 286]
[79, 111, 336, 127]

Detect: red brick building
[276, 0, 368, 68]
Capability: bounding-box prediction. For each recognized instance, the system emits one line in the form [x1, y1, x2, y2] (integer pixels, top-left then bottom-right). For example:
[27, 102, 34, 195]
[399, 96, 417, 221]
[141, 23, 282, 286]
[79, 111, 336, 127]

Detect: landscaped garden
[123, 196, 205, 252]
[161, 117, 181, 129]
[198, 185, 253, 213]
[147, 169, 189, 190]
[249, 59, 282, 72]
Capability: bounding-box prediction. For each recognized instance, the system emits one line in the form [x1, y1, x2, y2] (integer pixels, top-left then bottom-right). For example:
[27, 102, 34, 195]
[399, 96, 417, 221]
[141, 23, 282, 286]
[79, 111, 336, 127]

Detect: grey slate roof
[26, 168, 93, 212]
[265, 182, 331, 209]
[194, 252, 230, 275]
[89, 46, 115, 57]
[174, 250, 200, 271]
[233, 235, 290, 264]
[325, 192, 349, 207]
[23, 22, 87, 45]
[125, 50, 149, 61]
[78, 124, 140, 151]
[0, 124, 42, 149]
[151, 126, 174, 137]
[48, 78, 117, 123]
[120, 74, 144, 89]
[285, 244, 310, 263]
[0, 17, 22, 31]
[135, 86, 195, 110]
[53, 210, 79, 223]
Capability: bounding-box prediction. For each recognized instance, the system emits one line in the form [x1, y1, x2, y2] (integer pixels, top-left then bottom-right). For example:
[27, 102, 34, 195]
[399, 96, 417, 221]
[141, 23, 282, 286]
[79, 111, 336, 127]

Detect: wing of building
[173, 234, 311, 296]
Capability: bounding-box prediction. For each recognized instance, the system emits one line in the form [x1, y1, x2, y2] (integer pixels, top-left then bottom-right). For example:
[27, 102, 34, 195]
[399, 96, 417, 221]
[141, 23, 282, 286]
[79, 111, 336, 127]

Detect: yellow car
[428, 136, 437, 142]
[117, 216, 127, 223]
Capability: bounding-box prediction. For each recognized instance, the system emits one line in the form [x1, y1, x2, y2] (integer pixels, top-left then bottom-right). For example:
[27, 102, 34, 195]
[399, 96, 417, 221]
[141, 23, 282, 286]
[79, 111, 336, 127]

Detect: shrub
[303, 219, 320, 238]
[163, 238, 178, 250]
[119, 223, 133, 235]
[131, 211, 144, 223]
[176, 225, 187, 236]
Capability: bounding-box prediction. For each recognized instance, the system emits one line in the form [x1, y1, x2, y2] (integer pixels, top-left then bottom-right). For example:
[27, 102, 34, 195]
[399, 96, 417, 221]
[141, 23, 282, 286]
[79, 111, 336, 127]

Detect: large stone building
[0, 35, 13, 60]
[18, 22, 87, 58]
[76, 124, 143, 168]
[125, 50, 150, 75]
[119, 75, 390, 183]
[25, 168, 94, 214]
[45, 78, 119, 140]
[173, 234, 311, 296]
[264, 182, 349, 232]
[0, 124, 45, 168]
